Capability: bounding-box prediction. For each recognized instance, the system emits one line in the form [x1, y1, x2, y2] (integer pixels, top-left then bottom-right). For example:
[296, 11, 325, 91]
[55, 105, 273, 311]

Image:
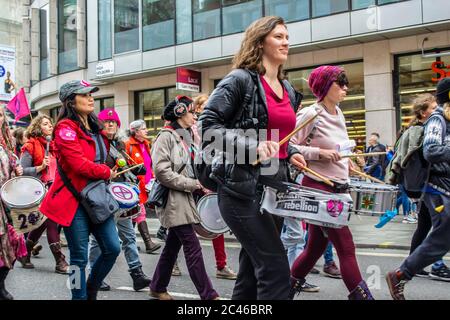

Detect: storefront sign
[431, 61, 450, 82]
[0, 45, 16, 102]
[176, 67, 201, 92]
[96, 60, 115, 77]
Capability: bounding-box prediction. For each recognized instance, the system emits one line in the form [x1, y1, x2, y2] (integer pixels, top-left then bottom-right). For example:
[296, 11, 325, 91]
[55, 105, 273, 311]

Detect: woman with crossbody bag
[149, 95, 219, 300]
[39, 80, 120, 300]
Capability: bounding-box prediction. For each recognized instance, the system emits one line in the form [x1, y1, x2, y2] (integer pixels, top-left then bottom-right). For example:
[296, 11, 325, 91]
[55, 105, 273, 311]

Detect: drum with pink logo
[108, 182, 140, 220]
[260, 183, 353, 229]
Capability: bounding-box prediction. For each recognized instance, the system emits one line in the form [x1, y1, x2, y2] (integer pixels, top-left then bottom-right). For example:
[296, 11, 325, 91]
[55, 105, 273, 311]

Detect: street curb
[146, 233, 410, 251]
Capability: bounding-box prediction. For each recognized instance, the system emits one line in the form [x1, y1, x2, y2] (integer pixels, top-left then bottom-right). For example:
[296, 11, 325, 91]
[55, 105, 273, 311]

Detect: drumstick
[115, 164, 143, 177]
[252, 109, 323, 166]
[341, 152, 387, 159]
[350, 168, 385, 184]
[123, 152, 138, 165]
[302, 166, 334, 187]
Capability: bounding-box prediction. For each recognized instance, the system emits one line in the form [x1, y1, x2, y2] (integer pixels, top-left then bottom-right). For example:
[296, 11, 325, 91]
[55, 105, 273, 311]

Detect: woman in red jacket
[40, 80, 120, 300]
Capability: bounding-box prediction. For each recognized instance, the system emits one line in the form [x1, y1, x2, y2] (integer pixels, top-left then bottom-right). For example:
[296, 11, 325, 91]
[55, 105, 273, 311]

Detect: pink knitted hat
[98, 108, 121, 128]
[308, 65, 344, 102]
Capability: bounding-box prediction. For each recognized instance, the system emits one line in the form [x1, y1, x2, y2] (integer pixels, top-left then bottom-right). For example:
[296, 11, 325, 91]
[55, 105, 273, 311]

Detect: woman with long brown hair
[199, 16, 306, 300]
[19, 115, 69, 274]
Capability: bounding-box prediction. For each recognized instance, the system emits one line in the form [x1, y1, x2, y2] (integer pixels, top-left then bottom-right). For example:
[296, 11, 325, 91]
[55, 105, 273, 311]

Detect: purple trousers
[150, 224, 218, 300]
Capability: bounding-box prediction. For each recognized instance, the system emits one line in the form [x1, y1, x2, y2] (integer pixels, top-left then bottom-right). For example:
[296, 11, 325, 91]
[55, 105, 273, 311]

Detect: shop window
[286, 62, 366, 148]
[114, 0, 139, 54]
[395, 52, 450, 130]
[94, 97, 115, 115]
[193, 0, 221, 41]
[377, 0, 404, 5]
[58, 0, 78, 73]
[222, 0, 262, 35]
[264, 0, 309, 22]
[98, 0, 112, 60]
[311, 0, 349, 18]
[143, 0, 175, 50]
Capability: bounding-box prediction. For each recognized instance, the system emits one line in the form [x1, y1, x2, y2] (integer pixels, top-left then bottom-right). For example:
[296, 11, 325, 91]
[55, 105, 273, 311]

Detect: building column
[22, 0, 31, 93]
[113, 82, 134, 128]
[363, 40, 396, 147]
[77, 0, 86, 69]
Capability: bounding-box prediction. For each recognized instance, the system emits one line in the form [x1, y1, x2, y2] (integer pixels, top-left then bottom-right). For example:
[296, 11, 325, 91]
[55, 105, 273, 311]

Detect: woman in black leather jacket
[198, 16, 306, 300]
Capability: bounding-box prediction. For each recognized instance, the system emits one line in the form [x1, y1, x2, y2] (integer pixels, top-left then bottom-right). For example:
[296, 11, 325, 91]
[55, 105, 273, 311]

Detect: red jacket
[39, 119, 111, 226]
[124, 136, 152, 204]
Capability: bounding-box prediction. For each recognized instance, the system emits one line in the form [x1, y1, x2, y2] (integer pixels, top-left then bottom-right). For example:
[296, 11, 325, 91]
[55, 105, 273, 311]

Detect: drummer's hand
[319, 149, 341, 162]
[257, 141, 279, 162]
[15, 165, 23, 176]
[41, 156, 50, 169]
[109, 169, 118, 180]
[289, 153, 306, 170]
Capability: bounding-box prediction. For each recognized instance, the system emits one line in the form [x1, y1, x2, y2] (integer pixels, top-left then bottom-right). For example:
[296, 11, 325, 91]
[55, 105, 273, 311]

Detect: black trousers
[217, 160, 290, 300]
[409, 202, 432, 254]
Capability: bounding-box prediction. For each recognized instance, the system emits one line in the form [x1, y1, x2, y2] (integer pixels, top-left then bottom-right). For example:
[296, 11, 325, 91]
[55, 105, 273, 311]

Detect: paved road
[6, 237, 450, 300]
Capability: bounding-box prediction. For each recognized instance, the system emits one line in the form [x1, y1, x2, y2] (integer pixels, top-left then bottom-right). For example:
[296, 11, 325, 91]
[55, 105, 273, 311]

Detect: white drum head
[108, 182, 139, 209]
[197, 194, 229, 234]
[1, 177, 46, 209]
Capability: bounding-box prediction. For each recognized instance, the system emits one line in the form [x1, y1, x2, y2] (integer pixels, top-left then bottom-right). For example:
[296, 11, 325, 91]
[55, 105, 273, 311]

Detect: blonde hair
[232, 16, 287, 80]
[409, 93, 436, 127]
[26, 115, 53, 138]
[193, 94, 209, 113]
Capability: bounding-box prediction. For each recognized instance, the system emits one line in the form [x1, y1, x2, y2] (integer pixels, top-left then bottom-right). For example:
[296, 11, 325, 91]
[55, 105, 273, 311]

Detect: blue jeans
[64, 206, 121, 300]
[280, 218, 306, 268]
[89, 218, 141, 272]
[396, 185, 411, 216]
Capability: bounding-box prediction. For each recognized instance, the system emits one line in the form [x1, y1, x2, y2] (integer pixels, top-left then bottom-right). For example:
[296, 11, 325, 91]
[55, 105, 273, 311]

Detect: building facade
[24, 0, 450, 146]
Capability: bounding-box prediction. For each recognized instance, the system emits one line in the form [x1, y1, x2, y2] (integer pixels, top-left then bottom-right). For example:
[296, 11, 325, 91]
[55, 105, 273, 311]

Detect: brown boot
[20, 239, 35, 269]
[49, 242, 69, 274]
[137, 221, 161, 254]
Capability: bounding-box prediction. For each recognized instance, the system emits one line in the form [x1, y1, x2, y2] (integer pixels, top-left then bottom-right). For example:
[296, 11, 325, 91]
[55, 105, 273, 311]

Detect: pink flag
[6, 88, 30, 123]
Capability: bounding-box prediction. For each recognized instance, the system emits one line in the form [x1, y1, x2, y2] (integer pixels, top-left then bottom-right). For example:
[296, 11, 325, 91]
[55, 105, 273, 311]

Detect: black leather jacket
[198, 68, 303, 199]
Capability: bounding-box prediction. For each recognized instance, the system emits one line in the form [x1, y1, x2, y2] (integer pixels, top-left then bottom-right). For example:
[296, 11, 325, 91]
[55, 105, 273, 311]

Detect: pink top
[291, 103, 350, 183]
[260, 75, 296, 159]
[139, 143, 153, 183]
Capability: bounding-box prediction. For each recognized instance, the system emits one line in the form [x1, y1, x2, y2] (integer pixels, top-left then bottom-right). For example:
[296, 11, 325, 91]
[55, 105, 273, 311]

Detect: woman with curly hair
[0, 106, 26, 300]
[19, 115, 69, 274]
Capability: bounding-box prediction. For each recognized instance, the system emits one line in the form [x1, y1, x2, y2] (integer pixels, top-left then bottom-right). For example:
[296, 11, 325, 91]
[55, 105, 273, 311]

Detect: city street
[7, 231, 450, 300]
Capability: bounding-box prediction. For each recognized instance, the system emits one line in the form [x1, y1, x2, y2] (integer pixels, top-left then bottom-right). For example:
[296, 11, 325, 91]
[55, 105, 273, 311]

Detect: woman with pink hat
[289, 65, 374, 300]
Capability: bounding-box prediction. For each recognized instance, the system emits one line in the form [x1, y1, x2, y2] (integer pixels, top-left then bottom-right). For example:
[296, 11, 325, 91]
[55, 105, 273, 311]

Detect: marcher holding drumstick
[199, 16, 306, 300]
[149, 96, 219, 300]
[19, 115, 69, 274]
[290, 65, 374, 300]
[0, 106, 26, 300]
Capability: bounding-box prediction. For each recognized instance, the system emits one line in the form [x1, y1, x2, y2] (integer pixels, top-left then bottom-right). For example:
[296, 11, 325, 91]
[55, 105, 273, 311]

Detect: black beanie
[163, 96, 193, 122]
[436, 78, 450, 105]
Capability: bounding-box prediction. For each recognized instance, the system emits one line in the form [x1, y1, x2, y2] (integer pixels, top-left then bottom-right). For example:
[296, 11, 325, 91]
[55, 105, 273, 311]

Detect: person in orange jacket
[125, 120, 161, 254]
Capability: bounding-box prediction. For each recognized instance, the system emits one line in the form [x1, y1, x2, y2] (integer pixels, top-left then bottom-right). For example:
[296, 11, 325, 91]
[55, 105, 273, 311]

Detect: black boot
[348, 280, 374, 300]
[19, 239, 35, 269]
[288, 276, 305, 300]
[0, 267, 14, 300]
[130, 266, 151, 291]
[86, 279, 99, 300]
[137, 221, 161, 254]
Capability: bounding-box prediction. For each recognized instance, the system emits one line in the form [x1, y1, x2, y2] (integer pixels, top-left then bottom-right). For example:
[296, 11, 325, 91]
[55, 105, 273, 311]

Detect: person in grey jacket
[149, 96, 219, 300]
[386, 78, 450, 299]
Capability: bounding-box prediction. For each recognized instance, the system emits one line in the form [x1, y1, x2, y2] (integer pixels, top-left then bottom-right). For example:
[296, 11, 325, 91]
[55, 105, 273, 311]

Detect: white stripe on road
[116, 287, 230, 300]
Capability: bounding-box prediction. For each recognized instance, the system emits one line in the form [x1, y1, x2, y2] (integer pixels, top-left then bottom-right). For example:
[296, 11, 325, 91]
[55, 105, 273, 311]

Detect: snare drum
[349, 181, 398, 215]
[108, 182, 140, 220]
[193, 193, 229, 239]
[1, 176, 47, 234]
[260, 183, 353, 229]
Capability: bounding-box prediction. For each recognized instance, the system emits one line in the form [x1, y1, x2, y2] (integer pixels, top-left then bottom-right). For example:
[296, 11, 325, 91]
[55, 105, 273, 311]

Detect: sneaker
[430, 265, 450, 282]
[156, 227, 167, 241]
[216, 266, 237, 280]
[385, 270, 408, 300]
[172, 262, 182, 276]
[309, 267, 320, 275]
[99, 281, 111, 291]
[415, 269, 430, 278]
[323, 261, 342, 279]
[301, 282, 320, 293]
[404, 214, 417, 224]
